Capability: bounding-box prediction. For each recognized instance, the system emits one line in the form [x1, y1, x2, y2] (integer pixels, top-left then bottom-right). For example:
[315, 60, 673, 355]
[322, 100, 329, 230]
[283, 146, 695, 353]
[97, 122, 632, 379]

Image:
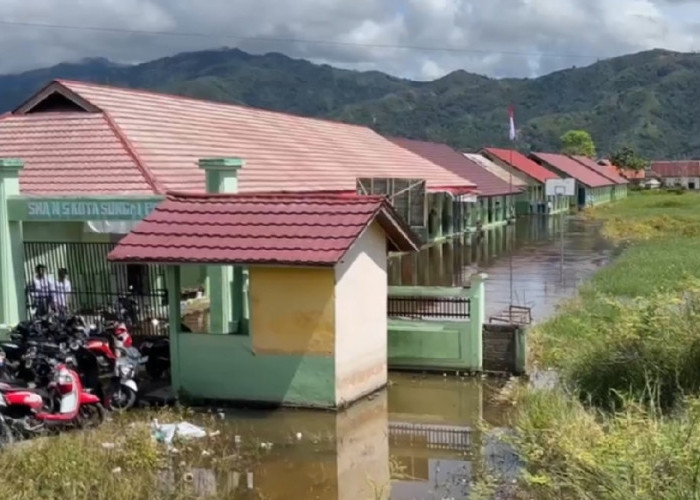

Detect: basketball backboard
[545, 178, 576, 197]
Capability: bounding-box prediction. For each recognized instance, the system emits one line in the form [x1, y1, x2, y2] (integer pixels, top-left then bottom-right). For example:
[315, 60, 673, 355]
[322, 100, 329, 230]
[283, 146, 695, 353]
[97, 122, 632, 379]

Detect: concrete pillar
[468, 273, 488, 372]
[0, 159, 25, 329]
[165, 266, 182, 393]
[198, 157, 244, 334]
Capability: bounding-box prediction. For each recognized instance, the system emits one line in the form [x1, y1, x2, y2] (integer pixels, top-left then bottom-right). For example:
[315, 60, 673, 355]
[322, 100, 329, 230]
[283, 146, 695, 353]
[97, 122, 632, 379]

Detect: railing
[389, 422, 472, 451]
[388, 286, 471, 320]
[23, 241, 170, 337]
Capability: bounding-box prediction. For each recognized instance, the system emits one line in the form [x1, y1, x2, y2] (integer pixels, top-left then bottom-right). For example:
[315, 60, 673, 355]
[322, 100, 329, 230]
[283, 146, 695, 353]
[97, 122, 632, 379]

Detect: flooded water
[175, 215, 613, 498]
[388, 215, 615, 322]
[168, 374, 517, 500]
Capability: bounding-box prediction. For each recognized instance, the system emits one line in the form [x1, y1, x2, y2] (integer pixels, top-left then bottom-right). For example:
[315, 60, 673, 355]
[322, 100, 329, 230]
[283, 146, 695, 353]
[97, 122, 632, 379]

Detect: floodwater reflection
[172, 374, 513, 499]
[389, 215, 614, 322]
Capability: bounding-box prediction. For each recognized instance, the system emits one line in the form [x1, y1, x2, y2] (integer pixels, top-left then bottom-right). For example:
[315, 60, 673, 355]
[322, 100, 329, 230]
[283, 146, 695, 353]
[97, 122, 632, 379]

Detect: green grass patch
[510, 191, 700, 499]
[510, 389, 700, 500]
[587, 191, 700, 241]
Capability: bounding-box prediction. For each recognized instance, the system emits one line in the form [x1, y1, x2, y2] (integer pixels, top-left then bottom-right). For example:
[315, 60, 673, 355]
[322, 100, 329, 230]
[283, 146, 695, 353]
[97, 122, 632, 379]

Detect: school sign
[7, 196, 164, 221]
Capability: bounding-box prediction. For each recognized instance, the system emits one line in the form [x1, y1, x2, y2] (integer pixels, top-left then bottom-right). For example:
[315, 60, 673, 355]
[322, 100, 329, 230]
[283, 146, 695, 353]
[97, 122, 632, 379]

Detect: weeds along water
[507, 191, 700, 500]
[0, 407, 272, 500]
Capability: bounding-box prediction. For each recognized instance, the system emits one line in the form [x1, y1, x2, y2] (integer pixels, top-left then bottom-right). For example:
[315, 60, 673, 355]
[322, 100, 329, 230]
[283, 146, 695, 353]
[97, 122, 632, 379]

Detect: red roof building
[481, 148, 559, 184]
[388, 138, 521, 197]
[651, 161, 700, 178]
[0, 80, 476, 196]
[108, 192, 420, 265]
[571, 156, 629, 185]
[531, 153, 613, 188]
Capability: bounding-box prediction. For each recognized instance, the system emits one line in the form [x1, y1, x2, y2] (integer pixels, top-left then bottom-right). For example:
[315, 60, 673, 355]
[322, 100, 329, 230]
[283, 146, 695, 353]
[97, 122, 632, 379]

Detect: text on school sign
[25, 199, 161, 221]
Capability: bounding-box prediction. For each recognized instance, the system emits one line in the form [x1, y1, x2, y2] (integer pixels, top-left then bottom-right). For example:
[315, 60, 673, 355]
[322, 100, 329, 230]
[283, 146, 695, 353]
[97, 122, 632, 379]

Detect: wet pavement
[176, 215, 611, 498]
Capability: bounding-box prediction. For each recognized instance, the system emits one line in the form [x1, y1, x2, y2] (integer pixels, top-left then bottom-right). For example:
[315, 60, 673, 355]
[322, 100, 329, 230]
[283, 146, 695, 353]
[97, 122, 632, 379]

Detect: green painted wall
[386, 276, 487, 372]
[175, 333, 336, 407]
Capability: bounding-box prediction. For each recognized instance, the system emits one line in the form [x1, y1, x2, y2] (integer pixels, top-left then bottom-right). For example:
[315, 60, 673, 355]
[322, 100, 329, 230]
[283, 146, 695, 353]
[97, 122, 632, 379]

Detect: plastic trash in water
[151, 418, 207, 445]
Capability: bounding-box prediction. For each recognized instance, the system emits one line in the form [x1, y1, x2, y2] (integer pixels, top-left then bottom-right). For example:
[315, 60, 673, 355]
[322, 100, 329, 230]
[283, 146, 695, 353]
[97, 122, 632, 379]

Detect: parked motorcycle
[0, 354, 105, 437]
[139, 319, 192, 381]
[107, 347, 147, 411]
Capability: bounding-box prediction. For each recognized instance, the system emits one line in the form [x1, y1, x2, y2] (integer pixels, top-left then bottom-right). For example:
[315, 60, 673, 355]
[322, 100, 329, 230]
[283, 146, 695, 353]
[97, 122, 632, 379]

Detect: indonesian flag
[508, 105, 516, 141]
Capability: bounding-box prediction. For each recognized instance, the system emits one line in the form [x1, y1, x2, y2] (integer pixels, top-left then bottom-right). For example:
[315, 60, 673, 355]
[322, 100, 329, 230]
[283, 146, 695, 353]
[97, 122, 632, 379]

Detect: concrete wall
[661, 177, 700, 189]
[334, 222, 388, 406]
[175, 333, 336, 407]
[482, 324, 526, 374]
[250, 267, 335, 356]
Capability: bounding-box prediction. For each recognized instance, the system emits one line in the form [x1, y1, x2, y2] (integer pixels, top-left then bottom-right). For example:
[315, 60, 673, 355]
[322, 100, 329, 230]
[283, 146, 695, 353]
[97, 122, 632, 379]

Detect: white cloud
[0, 0, 698, 79]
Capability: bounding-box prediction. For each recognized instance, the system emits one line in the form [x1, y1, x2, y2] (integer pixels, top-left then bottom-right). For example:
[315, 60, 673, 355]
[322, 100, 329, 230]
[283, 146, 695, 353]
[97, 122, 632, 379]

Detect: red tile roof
[388, 138, 520, 196]
[0, 113, 160, 195]
[481, 148, 559, 184]
[107, 192, 421, 266]
[1, 80, 476, 196]
[651, 161, 700, 178]
[531, 153, 614, 188]
[571, 156, 629, 185]
[599, 160, 645, 180]
[463, 153, 528, 187]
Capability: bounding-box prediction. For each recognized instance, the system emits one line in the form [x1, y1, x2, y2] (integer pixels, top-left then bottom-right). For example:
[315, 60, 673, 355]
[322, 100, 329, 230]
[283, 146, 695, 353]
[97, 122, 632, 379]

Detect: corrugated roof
[481, 148, 559, 184]
[531, 153, 613, 188]
[599, 160, 645, 180]
[651, 161, 700, 178]
[3, 79, 473, 196]
[463, 153, 527, 187]
[0, 113, 159, 195]
[107, 192, 421, 265]
[571, 156, 629, 185]
[388, 138, 519, 197]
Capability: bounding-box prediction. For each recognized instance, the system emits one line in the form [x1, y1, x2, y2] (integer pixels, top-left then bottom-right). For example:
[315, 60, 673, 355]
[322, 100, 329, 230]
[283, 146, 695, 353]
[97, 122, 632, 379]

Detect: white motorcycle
[107, 347, 147, 411]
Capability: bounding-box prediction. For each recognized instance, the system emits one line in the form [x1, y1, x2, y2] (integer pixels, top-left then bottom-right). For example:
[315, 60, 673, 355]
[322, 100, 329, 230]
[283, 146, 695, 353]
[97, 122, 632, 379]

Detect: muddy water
[179, 215, 611, 498]
[180, 375, 514, 500]
[388, 215, 614, 322]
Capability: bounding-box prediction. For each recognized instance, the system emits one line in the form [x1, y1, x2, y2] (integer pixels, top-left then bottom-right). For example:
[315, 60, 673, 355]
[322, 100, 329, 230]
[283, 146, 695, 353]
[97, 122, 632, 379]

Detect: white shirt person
[54, 268, 72, 313]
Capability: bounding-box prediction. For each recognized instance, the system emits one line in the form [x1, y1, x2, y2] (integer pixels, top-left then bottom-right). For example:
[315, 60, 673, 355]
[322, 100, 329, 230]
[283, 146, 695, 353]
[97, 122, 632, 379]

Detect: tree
[609, 146, 648, 171]
[561, 130, 597, 157]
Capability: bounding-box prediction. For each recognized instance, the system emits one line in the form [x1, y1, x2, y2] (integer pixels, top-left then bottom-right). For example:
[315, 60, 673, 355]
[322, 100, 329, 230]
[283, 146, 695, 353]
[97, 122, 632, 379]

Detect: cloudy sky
[0, 0, 698, 79]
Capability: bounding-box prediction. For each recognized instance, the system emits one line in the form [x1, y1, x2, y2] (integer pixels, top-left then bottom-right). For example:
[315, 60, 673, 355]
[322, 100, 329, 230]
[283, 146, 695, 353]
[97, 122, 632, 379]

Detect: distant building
[650, 161, 700, 189]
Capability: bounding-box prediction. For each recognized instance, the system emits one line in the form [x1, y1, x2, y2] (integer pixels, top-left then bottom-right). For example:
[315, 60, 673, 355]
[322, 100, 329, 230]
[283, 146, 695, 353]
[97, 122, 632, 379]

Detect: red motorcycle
[85, 321, 133, 374]
[0, 357, 105, 437]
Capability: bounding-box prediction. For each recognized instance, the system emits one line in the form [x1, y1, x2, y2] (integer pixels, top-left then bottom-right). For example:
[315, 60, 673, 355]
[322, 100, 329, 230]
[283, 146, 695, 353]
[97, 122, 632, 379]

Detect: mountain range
[0, 47, 698, 159]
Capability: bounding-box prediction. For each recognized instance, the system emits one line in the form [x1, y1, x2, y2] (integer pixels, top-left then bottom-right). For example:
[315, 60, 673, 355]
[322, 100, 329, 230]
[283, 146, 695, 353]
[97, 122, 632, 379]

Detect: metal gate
[23, 241, 168, 337]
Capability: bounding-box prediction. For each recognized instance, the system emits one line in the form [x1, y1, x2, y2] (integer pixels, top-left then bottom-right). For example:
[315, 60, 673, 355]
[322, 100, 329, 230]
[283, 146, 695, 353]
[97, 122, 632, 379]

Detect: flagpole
[508, 106, 515, 312]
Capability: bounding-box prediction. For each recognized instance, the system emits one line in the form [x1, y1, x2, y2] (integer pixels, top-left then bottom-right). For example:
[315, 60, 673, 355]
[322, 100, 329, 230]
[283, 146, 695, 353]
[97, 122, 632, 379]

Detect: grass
[504, 192, 700, 499]
[0, 407, 265, 500]
[511, 388, 700, 500]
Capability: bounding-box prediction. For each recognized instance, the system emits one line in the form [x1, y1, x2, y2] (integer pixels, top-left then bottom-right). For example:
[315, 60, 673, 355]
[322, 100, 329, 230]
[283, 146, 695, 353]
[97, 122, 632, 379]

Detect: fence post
[514, 327, 527, 375]
[468, 273, 488, 372]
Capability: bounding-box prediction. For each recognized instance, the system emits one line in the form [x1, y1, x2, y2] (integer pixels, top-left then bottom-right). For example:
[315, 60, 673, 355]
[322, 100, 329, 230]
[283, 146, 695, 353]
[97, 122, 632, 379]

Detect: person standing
[30, 264, 55, 315]
[54, 268, 72, 315]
